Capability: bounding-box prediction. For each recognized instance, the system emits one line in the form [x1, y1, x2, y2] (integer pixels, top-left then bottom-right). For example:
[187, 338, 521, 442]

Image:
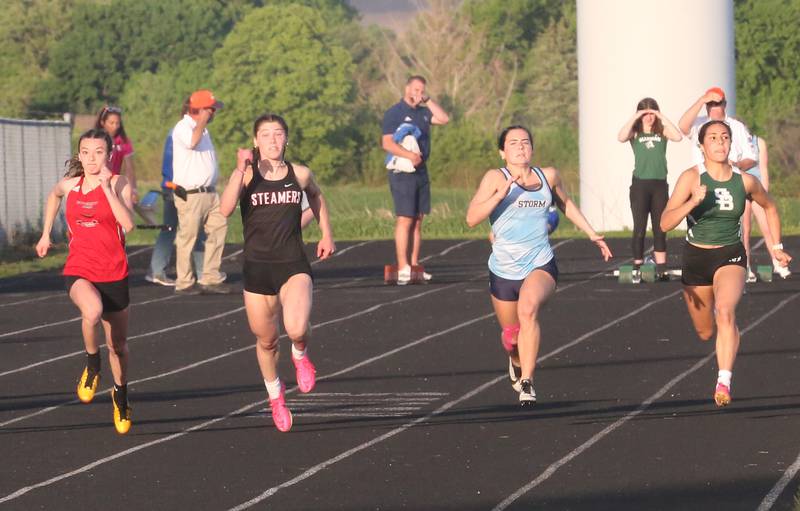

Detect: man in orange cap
[678, 87, 756, 171]
[171, 89, 232, 295]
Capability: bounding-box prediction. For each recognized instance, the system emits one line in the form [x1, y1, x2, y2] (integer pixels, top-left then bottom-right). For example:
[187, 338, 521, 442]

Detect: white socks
[264, 377, 282, 400]
[291, 344, 306, 360]
[717, 370, 732, 388]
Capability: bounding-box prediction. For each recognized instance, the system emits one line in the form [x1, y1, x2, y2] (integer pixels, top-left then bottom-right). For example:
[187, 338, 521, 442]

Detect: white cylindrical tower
[577, 0, 735, 231]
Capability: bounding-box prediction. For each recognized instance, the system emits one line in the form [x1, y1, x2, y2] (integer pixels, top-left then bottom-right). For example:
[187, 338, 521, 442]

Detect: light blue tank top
[488, 167, 555, 280]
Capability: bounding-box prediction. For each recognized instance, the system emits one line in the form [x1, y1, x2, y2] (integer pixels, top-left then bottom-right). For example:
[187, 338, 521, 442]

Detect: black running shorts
[243, 259, 312, 296]
[681, 242, 747, 286]
[64, 275, 130, 313]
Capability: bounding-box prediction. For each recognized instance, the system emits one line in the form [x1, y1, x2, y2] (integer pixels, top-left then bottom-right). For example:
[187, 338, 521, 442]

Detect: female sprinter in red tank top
[220, 114, 335, 432]
[36, 129, 136, 434]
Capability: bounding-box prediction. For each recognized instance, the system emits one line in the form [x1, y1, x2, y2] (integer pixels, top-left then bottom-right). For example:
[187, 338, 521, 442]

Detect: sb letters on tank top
[686, 164, 746, 247]
[240, 161, 307, 263]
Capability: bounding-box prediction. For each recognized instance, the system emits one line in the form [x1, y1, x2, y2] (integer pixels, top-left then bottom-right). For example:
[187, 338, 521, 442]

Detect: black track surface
[1, 237, 798, 511]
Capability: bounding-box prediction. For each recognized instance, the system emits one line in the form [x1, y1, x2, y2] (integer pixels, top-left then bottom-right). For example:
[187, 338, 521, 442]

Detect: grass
[3, 183, 799, 278]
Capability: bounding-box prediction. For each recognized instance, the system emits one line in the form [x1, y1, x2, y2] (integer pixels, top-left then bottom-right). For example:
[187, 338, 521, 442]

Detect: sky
[347, 0, 420, 33]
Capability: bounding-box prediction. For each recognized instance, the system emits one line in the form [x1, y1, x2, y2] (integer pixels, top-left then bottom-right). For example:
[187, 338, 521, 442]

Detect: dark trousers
[629, 177, 668, 260]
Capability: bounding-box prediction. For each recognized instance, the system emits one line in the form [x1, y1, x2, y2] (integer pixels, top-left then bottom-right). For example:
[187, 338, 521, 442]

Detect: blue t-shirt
[160, 130, 173, 190]
[382, 100, 432, 172]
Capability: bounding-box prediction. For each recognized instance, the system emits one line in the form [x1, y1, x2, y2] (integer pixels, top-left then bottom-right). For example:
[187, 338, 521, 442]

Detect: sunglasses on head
[103, 105, 123, 114]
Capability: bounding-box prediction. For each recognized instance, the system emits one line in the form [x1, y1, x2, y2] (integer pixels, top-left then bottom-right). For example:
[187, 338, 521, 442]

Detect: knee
[696, 327, 715, 342]
[82, 308, 103, 326]
[517, 303, 541, 324]
[501, 324, 520, 352]
[714, 307, 736, 328]
[106, 339, 127, 357]
[284, 323, 308, 343]
[256, 335, 279, 353]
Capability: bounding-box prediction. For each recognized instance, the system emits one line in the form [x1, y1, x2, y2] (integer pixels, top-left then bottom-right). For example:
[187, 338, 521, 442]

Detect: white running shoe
[773, 259, 791, 279]
[421, 271, 432, 281]
[519, 379, 536, 407]
[145, 273, 176, 286]
[397, 266, 411, 285]
[746, 268, 757, 283]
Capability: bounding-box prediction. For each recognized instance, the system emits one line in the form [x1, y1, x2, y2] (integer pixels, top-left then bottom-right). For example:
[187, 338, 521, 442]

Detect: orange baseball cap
[189, 89, 224, 110]
[705, 87, 726, 101]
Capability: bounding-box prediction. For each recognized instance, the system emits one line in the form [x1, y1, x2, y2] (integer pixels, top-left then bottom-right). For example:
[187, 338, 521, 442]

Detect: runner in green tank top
[660, 120, 792, 408]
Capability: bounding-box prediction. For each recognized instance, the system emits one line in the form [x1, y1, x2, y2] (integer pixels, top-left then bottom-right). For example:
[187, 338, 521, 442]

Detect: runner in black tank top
[220, 114, 335, 432]
[240, 160, 308, 264]
[660, 120, 791, 408]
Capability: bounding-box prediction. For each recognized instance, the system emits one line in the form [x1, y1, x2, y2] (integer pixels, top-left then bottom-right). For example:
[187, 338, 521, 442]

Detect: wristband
[772, 243, 783, 251]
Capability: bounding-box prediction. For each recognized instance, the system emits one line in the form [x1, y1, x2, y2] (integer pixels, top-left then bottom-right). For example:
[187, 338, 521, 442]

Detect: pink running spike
[714, 382, 731, 407]
[269, 384, 293, 432]
[293, 355, 316, 393]
[501, 325, 520, 353]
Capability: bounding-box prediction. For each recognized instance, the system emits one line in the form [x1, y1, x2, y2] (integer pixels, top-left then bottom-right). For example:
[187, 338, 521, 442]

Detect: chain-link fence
[0, 117, 71, 249]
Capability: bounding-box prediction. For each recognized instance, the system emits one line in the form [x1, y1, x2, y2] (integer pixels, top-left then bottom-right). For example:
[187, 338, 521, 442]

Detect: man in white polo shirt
[172, 89, 231, 295]
[678, 86, 756, 171]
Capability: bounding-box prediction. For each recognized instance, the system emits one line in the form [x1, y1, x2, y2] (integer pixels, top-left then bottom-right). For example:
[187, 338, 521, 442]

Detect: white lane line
[0, 282, 463, 428]
[0, 239, 587, 499]
[0, 294, 67, 308]
[225, 279, 670, 509]
[0, 241, 372, 338]
[492, 291, 800, 511]
[126, 246, 152, 258]
[0, 294, 180, 340]
[758, 453, 800, 511]
[0, 303, 496, 504]
[226, 377, 503, 511]
[420, 239, 477, 262]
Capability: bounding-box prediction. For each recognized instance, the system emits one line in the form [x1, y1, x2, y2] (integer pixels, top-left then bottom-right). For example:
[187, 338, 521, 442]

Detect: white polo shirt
[171, 114, 218, 188]
[689, 115, 756, 167]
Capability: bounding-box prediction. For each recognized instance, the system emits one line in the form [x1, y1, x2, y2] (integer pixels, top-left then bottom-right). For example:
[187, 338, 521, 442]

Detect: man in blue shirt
[381, 75, 449, 284]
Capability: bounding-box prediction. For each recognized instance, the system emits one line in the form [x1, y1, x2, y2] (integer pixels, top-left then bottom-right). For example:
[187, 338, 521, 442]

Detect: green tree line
[1, 0, 797, 195]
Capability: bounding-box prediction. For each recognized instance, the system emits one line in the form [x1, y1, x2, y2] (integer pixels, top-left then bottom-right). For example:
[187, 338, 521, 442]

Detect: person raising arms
[220, 114, 335, 432]
[617, 97, 682, 279]
[466, 126, 612, 406]
[660, 120, 791, 407]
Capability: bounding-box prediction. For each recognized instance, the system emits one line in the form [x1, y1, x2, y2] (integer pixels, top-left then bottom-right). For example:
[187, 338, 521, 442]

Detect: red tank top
[63, 175, 128, 281]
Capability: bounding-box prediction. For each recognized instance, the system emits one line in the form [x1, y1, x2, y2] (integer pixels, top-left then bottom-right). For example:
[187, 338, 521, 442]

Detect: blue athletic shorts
[489, 258, 559, 301]
[388, 170, 431, 217]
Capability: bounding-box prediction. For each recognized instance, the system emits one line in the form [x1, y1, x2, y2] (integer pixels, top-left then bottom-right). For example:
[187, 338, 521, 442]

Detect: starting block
[384, 264, 426, 285]
[617, 263, 655, 284]
[756, 265, 773, 282]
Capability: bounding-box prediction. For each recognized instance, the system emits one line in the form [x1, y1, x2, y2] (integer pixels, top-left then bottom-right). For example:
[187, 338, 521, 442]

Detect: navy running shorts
[388, 170, 431, 217]
[489, 258, 559, 301]
[681, 241, 747, 286]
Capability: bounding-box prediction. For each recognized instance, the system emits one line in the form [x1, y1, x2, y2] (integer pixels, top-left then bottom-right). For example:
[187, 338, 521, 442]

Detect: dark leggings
[629, 177, 668, 260]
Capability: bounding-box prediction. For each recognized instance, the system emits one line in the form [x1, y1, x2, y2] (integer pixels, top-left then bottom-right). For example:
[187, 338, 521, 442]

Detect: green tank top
[686, 165, 746, 246]
[630, 132, 668, 180]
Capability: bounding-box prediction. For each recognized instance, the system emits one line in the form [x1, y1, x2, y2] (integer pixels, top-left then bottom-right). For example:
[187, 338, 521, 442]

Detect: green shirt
[630, 132, 668, 180]
[687, 167, 746, 246]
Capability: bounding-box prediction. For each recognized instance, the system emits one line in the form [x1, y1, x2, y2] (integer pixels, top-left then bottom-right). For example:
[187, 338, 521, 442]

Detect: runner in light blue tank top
[488, 166, 554, 280]
[467, 125, 613, 408]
